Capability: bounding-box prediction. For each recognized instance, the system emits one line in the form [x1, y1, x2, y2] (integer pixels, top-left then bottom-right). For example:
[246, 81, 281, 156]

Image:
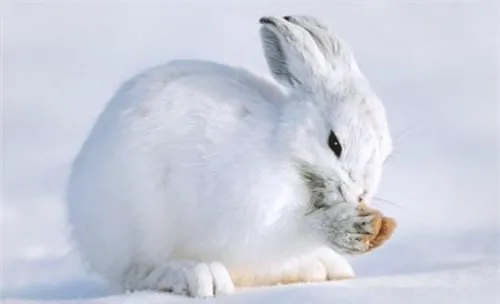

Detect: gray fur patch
[300, 164, 329, 211]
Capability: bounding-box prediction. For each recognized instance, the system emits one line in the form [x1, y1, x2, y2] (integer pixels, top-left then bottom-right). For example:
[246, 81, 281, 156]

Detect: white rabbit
[66, 15, 393, 297]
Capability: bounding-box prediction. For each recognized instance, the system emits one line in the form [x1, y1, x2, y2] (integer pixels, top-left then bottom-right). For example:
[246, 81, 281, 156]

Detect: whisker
[384, 148, 409, 164]
[393, 122, 425, 146]
[372, 196, 406, 210]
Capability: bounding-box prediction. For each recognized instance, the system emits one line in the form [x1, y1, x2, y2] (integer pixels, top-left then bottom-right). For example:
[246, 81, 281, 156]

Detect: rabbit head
[259, 16, 392, 210]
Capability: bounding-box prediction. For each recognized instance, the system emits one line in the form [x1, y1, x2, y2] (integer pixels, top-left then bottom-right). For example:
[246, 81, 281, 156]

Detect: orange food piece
[358, 203, 397, 252]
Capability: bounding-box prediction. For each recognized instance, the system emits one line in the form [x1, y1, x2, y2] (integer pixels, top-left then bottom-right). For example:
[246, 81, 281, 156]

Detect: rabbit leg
[313, 247, 355, 280]
[123, 260, 235, 297]
[230, 248, 353, 287]
[275, 247, 354, 284]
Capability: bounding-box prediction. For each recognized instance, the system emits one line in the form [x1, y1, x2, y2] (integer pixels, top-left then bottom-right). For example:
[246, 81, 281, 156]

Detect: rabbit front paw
[314, 247, 355, 280]
[124, 260, 235, 297]
[330, 204, 396, 254]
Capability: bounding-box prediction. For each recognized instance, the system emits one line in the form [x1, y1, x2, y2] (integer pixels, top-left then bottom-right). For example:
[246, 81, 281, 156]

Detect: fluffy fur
[66, 15, 393, 297]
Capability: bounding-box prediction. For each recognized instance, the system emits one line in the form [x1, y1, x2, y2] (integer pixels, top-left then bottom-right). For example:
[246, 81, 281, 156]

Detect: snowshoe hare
[67, 15, 394, 297]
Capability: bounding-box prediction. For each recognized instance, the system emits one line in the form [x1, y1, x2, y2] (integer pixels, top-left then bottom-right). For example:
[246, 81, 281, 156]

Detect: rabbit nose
[357, 190, 368, 203]
[339, 184, 365, 204]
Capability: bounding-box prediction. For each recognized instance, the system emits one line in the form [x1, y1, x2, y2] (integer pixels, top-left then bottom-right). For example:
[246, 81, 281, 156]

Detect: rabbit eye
[328, 131, 342, 158]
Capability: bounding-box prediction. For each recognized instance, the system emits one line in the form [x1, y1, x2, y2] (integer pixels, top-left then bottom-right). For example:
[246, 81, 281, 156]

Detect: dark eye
[328, 130, 342, 158]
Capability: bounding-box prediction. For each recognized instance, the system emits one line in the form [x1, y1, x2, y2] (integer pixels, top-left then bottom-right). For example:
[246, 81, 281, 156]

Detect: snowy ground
[2, 1, 499, 303]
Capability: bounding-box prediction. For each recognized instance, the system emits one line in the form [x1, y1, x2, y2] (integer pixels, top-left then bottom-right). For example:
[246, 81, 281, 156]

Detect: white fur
[66, 16, 392, 297]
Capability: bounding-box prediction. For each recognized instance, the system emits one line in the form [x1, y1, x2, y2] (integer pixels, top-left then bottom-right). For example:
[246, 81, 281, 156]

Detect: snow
[2, 1, 499, 303]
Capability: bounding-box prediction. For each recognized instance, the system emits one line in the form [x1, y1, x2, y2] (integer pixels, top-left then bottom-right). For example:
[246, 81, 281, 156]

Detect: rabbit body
[67, 16, 392, 297]
[67, 60, 328, 286]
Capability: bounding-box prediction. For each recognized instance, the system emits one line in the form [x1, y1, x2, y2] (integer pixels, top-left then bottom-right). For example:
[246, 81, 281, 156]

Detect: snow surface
[2, 1, 499, 303]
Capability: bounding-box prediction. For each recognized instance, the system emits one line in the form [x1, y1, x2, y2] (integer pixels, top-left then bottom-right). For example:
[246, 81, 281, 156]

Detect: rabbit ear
[259, 16, 330, 89]
[282, 15, 357, 73]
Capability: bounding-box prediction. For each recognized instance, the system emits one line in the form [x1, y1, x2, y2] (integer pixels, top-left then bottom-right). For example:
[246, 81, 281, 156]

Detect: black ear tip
[259, 17, 274, 25]
[283, 16, 292, 21]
